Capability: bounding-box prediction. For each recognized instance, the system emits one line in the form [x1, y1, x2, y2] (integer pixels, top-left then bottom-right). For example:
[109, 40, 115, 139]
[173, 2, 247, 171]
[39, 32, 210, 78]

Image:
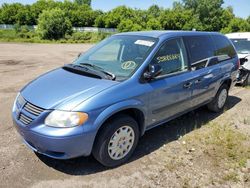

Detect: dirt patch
[0, 60, 22, 65]
[0, 86, 19, 93]
[0, 43, 249, 188]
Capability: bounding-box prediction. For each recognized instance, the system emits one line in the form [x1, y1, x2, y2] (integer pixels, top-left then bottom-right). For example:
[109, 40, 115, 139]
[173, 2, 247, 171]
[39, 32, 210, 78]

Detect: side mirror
[78, 52, 83, 58]
[143, 64, 162, 80]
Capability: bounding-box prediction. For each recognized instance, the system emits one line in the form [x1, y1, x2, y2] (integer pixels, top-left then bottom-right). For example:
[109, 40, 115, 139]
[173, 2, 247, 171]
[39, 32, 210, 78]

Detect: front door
[147, 38, 193, 126]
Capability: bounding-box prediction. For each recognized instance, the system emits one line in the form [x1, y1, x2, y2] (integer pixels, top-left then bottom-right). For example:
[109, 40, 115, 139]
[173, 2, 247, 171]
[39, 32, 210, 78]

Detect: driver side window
[152, 38, 188, 76]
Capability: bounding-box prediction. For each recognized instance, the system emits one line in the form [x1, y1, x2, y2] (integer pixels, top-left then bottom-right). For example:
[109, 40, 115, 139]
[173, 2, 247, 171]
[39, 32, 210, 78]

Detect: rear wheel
[92, 115, 139, 167]
[207, 84, 229, 112]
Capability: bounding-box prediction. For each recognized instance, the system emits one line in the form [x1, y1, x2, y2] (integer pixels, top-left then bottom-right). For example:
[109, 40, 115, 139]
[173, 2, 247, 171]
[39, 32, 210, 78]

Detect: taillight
[237, 59, 240, 69]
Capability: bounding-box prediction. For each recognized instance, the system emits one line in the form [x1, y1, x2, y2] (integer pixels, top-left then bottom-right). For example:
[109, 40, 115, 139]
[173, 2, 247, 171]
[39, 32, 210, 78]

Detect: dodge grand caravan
[12, 31, 239, 167]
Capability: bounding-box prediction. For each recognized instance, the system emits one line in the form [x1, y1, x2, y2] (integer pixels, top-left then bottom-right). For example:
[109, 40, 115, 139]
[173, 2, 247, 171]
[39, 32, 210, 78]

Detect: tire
[92, 114, 139, 167]
[242, 72, 250, 87]
[207, 84, 229, 112]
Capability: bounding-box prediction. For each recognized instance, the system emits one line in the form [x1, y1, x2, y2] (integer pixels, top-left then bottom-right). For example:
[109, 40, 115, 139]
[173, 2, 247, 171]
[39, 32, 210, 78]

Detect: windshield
[73, 35, 157, 81]
[230, 38, 250, 54]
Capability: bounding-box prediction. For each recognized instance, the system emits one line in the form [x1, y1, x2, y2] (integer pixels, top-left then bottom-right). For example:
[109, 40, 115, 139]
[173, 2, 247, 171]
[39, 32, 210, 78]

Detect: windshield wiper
[79, 63, 103, 70]
[79, 63, 116, 80]
[63, 64, 104, 79]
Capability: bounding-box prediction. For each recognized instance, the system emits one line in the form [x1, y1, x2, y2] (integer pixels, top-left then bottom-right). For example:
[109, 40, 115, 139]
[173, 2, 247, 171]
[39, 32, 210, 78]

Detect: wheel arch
[221, 78, 232, 89]
[93, 101, 147, 146]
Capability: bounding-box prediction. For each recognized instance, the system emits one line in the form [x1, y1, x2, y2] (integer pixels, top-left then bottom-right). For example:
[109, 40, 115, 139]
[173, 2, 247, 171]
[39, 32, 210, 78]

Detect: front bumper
[13, 115, 96, 159]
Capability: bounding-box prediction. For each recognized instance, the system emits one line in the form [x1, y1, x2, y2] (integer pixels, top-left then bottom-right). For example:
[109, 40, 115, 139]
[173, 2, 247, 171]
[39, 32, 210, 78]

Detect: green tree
[183, 0, 225, 31]
[220, 6, 235, 29]
[159, 4, 202, 31]
[221, 17, 250, 33]
[0, 3, 25, 24]
[117, 19, 142, 32]
[247, 16, 250, 24]
[103, 6, 135, 28]
[69, 4, 101, 27]
[131, 9, 148, 29]
[16, 5, 36, 25]
[148, 5, 162, 18]
[74, 0, 91, 6]
[37, 8, 72, 40]
[146, 18, 162, 30]
[94, 14, 106, 28]
[1, 0, 250, 35]
[29, 0, 59, 24]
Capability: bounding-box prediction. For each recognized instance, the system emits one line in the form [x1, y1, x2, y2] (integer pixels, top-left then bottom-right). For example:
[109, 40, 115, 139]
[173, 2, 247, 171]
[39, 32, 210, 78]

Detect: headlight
[13, 92, 20, 107]
[45, 110, 88, 128]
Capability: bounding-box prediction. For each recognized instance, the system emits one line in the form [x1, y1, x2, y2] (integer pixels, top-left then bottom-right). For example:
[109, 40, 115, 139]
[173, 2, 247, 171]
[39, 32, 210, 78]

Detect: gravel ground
[0, 43, 249, 188]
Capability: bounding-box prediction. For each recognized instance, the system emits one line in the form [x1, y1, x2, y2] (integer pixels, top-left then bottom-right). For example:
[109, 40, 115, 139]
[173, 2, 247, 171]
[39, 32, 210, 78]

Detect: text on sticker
[157, 54, 181, 63]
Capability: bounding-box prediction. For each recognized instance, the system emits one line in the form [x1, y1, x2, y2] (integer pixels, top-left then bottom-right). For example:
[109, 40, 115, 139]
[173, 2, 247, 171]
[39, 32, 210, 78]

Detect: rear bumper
[13, 117, 96, 159]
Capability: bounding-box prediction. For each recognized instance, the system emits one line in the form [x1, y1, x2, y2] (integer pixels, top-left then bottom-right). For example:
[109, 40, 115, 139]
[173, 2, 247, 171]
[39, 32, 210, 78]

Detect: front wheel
[207, 84, 229, 112]
[92, 115, 139, 167]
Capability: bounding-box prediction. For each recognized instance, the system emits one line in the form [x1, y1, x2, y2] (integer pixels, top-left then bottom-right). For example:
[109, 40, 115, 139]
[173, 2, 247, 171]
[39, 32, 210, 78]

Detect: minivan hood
[21, 68, 118, 110]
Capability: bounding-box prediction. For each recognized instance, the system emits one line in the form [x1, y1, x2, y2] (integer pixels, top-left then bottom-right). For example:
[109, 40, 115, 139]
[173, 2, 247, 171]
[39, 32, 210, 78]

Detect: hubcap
[218, 89, 227, 109]
[108, 126, 135, 160]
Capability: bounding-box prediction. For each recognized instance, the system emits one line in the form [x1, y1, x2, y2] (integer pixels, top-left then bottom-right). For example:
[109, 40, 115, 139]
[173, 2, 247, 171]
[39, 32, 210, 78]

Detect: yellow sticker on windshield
[121, 61, 136, 70]
[157, 54, 180, 63]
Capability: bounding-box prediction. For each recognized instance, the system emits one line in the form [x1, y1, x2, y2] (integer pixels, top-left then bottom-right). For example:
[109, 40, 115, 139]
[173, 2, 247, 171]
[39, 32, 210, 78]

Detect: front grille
[16, 94, 45, 125]
[24, 102, 44, 116]
[19, 113, 33, 125]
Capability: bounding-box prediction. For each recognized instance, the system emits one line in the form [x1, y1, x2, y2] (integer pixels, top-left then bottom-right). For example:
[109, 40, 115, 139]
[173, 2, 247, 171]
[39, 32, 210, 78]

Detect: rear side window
[184, 35, 214, 70]
[212, 35, 236, 60]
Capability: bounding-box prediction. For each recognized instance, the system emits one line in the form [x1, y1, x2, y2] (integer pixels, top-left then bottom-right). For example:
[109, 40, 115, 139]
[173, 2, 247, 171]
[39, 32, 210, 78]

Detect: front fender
[93, 99, 146, 134]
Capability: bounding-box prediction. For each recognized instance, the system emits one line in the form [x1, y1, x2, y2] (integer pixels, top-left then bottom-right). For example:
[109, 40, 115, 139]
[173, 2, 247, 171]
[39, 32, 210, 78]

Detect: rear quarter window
[184, 35, 215, 70]
[212, 35, 237, 60]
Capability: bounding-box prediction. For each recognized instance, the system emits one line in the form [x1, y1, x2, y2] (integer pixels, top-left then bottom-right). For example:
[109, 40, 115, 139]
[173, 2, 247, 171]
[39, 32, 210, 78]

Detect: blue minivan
[12, 31, 239, 167]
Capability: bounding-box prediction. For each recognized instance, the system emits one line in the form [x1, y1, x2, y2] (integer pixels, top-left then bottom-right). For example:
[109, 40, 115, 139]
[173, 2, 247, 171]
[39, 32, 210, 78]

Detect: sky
[0, 0, 249, 19]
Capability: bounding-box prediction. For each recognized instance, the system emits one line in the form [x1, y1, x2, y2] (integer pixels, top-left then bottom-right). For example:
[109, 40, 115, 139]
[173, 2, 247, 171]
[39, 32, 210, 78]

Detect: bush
[221, 17, 250, 33]
[66, 31, 111, 43]
[13, 24, 22, 33]
[117, 19, 143, 32]
[12, 25, 35, 39]
[71, 32, 92, 41]
[37, 8, 72, 40]
[146, 18, 162, 30]
[18, 31, 36, 39]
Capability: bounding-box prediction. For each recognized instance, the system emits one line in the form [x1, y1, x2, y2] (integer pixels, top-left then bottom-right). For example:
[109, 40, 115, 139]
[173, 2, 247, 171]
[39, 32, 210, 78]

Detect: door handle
[183, 82, 192, 88]
[194, 79, 202, 84]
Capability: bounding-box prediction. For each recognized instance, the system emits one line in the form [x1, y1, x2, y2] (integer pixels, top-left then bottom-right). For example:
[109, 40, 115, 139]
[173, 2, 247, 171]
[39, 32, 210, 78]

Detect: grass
[182, 122, 250, 183]
[243, 117, 250, 125]
[0, 29, 112, 43]
[222, 172, 239, 182]
[0, 29, 51, 43]
[164, 157, 184, 172]
[204, 123, 248, 168]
